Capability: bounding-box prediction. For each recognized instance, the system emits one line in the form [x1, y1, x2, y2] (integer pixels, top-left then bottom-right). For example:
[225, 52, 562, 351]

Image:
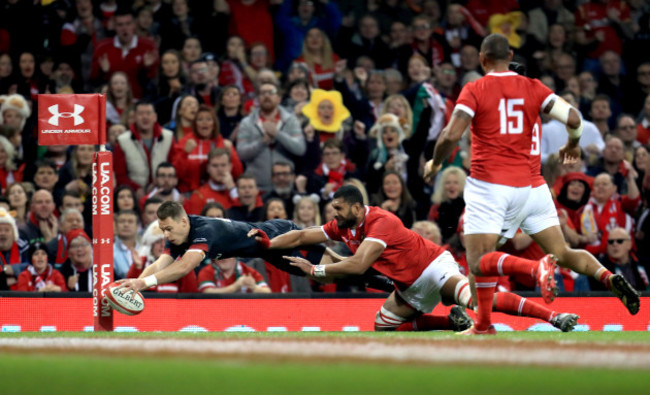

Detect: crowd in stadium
[1, 0, 650, 295]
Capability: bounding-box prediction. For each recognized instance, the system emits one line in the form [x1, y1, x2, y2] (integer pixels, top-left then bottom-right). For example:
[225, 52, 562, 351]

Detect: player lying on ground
[117, 201, 394, 294]
[249, 185, 579, 332]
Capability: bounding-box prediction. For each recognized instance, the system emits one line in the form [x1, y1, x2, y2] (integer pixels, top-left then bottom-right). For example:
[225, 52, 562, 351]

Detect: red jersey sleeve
[364, 213, 402, 248]
[322, 220, 343, 241]
[455, 83, 479, 118]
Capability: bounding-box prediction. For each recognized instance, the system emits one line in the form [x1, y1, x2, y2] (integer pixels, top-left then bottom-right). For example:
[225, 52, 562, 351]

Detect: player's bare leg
[531, 225, 640, 315]
[375, 291, 471, 332]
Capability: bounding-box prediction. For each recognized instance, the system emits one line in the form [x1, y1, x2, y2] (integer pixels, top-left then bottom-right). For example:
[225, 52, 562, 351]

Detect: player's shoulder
[366, 206, 403, 226]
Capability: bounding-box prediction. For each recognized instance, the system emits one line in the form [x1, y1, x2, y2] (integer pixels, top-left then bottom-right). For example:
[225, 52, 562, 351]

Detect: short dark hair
[322, 138, 343, 152]
[200, 201, 226, 217]
[134, 100, 155, 112]
[35, 159, 58, 174]
[156, 162, 176, 177]
[157, 201, 187, 221]
[237, 173, 257, 185]
[592, 94, 611, 106]
[333, 185, 364, 206]
[272, 161, 294, 173]
[62, 190, 82, 200]
[481, 34, 511, 62]
[115, 209, 140, 222]
[143, 197, 164, 210]
[208, 147, 230, 161]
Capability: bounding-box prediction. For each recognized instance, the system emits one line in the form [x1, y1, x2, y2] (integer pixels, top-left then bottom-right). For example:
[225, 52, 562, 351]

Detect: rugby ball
[104, 282, 145, 315]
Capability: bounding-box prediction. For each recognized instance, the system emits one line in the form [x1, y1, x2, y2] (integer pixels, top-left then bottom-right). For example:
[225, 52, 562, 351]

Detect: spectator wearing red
[173, 105, 243, 193]
[16, 242, 66, 292]
[90, 9, 158, 99]
[0, 207, 28, 291]
[554, 172, 594, 228]
[113, 102, 177, 198]
[44, 208, 84, 267]
[465, 0, 520, 28]
[218, 36, 256, 101]
[0, 135, 24, 192]
[185, 148, 238, 215]
[58, 229, 93, 292]
[395, 15, 451, 76]
[198, 257, 270, 293]
[60, 0, 108, 93]
[225, 0, 275, 60]
[127, 220, 198, 293]
[574, 0, 631, 62]
[580, 172, 640, 256]
[637, 94, 650, 145]
[307, 139, 356, 202]
[294, 28, 339, 90]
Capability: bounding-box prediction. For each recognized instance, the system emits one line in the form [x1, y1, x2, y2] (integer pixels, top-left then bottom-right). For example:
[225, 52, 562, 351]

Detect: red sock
[494, 292, 554, 322]
[396, 314, 451, 331]
[475, 276, 499, 331]
[480, 252, 538, 278]
[596, 268, 613, 290]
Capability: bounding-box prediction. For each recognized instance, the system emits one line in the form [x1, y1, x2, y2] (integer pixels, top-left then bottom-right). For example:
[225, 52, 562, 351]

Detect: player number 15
[498, 98, 524, 135]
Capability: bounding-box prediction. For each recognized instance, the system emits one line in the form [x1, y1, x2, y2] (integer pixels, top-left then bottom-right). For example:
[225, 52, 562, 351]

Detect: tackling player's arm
[286, 239, 385, 277]
[248, 227, 327, 249]
[424, 109, 472, 182]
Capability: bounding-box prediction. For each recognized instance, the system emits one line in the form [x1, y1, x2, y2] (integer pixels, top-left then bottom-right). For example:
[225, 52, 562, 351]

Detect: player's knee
[454, 279, 473, 309]
[374, 306, 407, 331]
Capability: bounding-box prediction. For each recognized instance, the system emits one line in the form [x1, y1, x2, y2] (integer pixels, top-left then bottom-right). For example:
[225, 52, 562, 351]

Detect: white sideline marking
[1, 337, 650, 369]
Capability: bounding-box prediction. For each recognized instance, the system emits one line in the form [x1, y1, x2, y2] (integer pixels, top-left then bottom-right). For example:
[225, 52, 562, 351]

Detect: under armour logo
[47, 104, 85, 126]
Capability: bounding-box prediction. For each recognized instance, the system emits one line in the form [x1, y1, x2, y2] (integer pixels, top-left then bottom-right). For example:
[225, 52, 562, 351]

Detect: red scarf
[314, 159, 355, 192]
[55, 234, 68, 264]
[0, 242, 21, 267]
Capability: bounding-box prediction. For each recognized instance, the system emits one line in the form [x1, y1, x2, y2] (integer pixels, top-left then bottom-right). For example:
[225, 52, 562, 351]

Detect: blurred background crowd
[1, 0, 650, 295]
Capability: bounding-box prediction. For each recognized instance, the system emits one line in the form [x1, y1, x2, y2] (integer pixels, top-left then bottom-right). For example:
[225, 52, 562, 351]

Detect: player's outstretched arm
[424, 109, 472, 183]
[118, 251, 203, 293]
[138, 254, 174, 279]
[286, 239, 384, 277]
[248, 227, 327, 249]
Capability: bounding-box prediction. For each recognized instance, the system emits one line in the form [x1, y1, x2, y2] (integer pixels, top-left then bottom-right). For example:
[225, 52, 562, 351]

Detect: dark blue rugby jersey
[163, 216, 321, 276]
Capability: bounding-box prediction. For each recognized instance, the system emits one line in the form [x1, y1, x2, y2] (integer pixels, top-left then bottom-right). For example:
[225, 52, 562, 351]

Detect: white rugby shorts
[463, 176, 531, 239]
[396, 251, 462, 313]
[519, 184, 560, 235]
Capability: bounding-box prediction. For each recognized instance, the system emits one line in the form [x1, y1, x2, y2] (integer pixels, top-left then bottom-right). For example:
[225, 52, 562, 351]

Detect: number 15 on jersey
[498, 98, 524, 135]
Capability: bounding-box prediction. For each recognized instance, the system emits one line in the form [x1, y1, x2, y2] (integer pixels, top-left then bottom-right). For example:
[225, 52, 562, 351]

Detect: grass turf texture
[2, 330, 650, 342]
[1, 350, 649, 395]
[1, 332, 650, 394]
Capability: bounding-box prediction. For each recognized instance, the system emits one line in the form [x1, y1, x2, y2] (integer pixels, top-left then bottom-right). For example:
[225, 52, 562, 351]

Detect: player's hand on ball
[247, 229, 271, 248]
[115, 278, 146, 294]
[423, 160, 442, 184]
[284, 256, 312, 275]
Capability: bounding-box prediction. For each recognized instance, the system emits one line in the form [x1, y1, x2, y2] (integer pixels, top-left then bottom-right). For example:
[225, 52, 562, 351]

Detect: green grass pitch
[1, 331, 649, 395]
